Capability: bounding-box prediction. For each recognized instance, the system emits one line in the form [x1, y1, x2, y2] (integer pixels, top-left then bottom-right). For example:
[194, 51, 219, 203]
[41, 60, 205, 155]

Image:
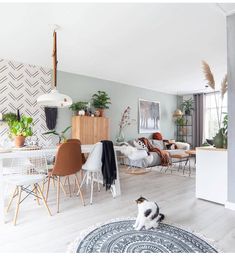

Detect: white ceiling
[0, 3, 233, 94]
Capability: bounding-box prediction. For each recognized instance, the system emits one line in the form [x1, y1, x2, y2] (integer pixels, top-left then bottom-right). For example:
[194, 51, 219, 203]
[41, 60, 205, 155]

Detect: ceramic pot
[213, 130, 224, 148]
[98, 108, 105, 117]
[78, 110, 85, 116]
[185, 110, 191, 116]
[94, 110, 100, 117]
[14, 135, 26, 148]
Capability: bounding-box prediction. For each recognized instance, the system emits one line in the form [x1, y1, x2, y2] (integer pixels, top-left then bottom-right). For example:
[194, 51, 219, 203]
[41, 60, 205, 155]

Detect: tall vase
[116, 128, 125, 143]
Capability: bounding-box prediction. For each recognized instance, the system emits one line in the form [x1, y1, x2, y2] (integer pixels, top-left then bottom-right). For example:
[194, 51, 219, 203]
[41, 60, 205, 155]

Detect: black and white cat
[133, 196, 165, 230]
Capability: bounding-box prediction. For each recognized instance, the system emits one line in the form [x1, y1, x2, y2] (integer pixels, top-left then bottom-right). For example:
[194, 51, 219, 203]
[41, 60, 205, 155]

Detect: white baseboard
[225, 201, 235, 210]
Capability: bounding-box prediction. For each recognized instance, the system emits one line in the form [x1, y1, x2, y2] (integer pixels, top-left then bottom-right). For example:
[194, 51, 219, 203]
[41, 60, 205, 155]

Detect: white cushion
[128, 149, 148, 161]
[4, 174, 47, 186]
[175, 142, 190, 150]
[133, 139, 148, 150]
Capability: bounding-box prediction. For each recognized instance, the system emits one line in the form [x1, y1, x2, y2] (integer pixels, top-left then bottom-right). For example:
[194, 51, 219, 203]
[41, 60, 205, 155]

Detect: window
[204, 92, 227, 140]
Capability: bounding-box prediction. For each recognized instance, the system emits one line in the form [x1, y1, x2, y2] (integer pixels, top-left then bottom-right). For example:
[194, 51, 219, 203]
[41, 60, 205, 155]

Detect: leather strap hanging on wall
[44, 107, 58, 130]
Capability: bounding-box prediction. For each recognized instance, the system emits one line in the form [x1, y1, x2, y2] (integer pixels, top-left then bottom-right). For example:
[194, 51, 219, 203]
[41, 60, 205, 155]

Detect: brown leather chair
[67, 139, 86, 164]
[45, 141, 85, 213]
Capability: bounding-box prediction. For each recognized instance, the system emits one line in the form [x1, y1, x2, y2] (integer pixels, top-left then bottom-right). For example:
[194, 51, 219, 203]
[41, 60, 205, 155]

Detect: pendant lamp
[37, 30, 72, 107]
[173, 91, 183, 118]
[173, 109, 183, 117]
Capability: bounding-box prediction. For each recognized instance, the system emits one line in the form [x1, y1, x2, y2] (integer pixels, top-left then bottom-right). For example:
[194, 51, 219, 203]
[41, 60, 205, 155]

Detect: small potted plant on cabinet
[91, 91, 111, 117]
[9, 115, 33, 147]
[69, 101, 88, 116]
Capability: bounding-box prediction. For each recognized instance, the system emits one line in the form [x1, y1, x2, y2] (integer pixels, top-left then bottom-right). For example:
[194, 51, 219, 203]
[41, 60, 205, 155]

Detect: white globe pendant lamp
[37, 30, 72, 107]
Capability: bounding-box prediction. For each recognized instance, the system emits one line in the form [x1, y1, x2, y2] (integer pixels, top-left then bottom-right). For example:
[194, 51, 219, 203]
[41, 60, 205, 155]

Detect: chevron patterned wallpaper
[0, 58, 57, 147]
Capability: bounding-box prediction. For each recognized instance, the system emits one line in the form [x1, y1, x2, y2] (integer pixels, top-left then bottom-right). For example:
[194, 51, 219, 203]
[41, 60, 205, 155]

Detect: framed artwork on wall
[138, 99, 160, 133]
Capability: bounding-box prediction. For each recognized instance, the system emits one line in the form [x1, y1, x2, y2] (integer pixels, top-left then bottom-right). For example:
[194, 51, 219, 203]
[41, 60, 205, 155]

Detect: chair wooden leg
[73, 177, 77, 194]
[75, 174, 85, 206]
[36, 184, 52, 216]
[13, 186, 22, 226]
[6, 186, 18, 213]
[52, 177, 56, 188]
[57, 177, 60, 213]
[42, 179, 46, 193]
[34, 184, 40, 206]
[63, 176, 68, 186]
[67, 176, 72, 197]
[45, 176, 51, 202]
[59, 180, 67, 197]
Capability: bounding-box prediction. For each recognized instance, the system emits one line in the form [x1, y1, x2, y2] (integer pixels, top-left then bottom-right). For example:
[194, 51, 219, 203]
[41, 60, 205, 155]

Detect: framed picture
[138, 99, 160, 133]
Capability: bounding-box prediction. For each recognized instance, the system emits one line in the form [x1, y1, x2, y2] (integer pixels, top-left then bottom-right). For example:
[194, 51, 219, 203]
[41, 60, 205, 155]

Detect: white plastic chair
[79, 142, 103, 204]
[3, 152, 52, 225]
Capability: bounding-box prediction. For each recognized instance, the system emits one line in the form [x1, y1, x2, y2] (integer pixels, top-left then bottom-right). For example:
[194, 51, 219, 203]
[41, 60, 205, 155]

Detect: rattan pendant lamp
[37, 29, 72, 107]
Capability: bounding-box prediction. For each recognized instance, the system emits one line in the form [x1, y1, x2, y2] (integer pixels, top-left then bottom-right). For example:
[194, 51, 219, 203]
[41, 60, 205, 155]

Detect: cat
[133, 196, 165, 230]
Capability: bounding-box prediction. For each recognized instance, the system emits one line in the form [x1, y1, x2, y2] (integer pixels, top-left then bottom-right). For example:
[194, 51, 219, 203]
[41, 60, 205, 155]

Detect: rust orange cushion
[153, 132, 163, 140]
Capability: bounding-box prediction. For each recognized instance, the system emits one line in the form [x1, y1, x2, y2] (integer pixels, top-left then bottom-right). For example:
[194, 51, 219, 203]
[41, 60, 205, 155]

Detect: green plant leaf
[62, 126, 71, 134]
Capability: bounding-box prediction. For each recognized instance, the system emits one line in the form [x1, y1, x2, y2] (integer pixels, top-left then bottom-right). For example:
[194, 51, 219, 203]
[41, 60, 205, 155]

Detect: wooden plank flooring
[0, 166, 235, 253]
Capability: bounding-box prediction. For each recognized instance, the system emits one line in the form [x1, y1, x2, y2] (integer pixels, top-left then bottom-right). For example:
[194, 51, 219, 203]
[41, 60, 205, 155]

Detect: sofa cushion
[167, 149, 186, 156]
[153, 132, 163, 140]
[151, 140, 165, 150]
[133, 139, 148, 151]
[175, 142, 190, 150]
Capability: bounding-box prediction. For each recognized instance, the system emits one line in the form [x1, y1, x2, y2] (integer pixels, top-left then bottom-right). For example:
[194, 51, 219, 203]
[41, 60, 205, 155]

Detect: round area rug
[68, 219, 217, 253]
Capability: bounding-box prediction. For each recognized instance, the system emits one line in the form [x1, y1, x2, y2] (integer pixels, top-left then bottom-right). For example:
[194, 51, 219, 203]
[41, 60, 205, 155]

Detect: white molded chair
[3, 153, 51, 225]
[79, 142, 103, 204]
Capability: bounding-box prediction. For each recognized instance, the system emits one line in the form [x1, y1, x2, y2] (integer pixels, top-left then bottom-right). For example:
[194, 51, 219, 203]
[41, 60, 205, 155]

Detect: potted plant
[43, 126, 71, 145]
[181, 98, 194, 115]
[69, 101, 88, 116]
[202, 61, 228, 148]
[3, 112, 18, 128]
[91, 91, 111, 117]
[176, 117, 187, 135]
[9, 115, 33, 147]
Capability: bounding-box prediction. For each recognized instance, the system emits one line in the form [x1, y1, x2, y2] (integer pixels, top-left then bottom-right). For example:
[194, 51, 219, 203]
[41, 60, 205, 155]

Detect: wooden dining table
[0, 144, 122, 224]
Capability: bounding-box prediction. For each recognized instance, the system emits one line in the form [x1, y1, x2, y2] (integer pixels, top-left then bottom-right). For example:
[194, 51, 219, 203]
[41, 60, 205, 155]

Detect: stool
[167, 153, 191, 175]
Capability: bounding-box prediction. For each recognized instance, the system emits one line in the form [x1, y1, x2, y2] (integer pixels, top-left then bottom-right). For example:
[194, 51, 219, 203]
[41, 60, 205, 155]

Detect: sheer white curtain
[204, 92, 227, 140]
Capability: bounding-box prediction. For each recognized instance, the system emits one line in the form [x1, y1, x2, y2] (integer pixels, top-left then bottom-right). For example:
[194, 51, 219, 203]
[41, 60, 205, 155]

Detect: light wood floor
[0, 166, 235, 253]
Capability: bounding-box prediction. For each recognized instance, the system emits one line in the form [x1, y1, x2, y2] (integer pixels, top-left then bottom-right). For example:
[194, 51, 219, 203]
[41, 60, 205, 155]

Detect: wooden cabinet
[72, 116, 109, 144]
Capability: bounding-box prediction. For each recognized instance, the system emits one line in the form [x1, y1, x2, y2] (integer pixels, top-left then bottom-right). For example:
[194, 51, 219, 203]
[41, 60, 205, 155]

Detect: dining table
[0, 144, 122, 224]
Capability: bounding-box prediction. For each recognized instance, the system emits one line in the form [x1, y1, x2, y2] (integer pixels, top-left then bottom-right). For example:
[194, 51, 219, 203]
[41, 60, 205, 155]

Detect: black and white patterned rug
[68, 219, 217, 253]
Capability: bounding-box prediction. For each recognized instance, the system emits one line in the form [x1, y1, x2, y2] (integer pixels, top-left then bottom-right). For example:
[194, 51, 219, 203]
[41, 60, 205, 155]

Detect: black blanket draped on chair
[101, 140, 117, 190]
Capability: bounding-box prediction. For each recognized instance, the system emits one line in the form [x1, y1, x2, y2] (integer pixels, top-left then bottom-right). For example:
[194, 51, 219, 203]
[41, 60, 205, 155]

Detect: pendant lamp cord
[52, 30, 58, 88]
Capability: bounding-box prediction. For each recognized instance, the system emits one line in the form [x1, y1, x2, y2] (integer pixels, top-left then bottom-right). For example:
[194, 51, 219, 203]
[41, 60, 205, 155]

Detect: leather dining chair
[67, 139, 86, 164]
[45, 141, 85, 213]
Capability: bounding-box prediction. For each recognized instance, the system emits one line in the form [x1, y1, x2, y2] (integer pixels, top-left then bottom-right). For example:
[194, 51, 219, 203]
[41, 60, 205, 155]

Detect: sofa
[119, 139, 190, 168]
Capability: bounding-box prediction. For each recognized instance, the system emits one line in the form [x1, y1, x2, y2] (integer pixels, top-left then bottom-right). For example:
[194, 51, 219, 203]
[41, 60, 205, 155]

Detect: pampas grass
[202, 61, 215, 89]
[221, 74, 228, 99]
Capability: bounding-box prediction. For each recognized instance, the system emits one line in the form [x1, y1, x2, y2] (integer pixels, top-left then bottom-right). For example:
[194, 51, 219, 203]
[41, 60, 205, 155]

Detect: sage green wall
[56, 71, 177, 141]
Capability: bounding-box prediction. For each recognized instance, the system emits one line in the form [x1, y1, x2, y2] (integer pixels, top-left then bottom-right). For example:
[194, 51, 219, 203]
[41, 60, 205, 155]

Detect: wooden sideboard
[72, 116, 109, 144]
